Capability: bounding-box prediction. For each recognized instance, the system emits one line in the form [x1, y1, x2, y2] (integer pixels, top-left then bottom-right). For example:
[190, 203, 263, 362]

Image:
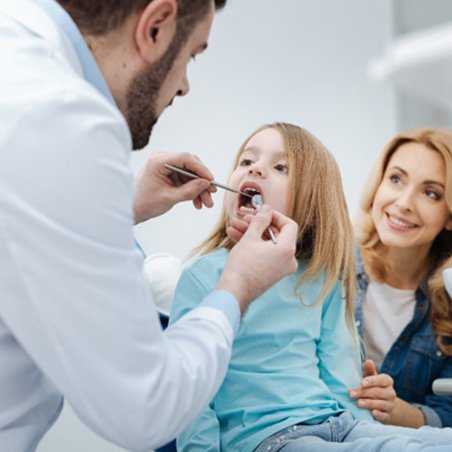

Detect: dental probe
[251, 194, 277, 245]
[164, 163, 253, 197]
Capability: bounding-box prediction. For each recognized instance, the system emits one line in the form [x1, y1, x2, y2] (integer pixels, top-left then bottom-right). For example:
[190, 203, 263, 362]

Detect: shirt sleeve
[420, 359, 452, 427]
[177, 405, 221, 452]
[0, 87, 233, 450]
[317, 283, 374, 422]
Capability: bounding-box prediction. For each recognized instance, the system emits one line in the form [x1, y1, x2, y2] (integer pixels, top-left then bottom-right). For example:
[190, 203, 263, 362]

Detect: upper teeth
[389, 216, 415, 228]
[244, 188, 260, 196]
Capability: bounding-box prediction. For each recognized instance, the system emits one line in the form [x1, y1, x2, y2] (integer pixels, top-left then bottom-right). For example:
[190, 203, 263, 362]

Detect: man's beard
[124, 33, 185, 150]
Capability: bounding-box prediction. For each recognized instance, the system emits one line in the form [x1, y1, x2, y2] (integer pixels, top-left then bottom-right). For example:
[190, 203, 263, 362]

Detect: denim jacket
[355, 249, 452, 427]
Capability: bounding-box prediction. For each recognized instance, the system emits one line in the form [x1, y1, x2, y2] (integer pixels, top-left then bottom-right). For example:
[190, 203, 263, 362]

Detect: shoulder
[185, 249, 229, 281]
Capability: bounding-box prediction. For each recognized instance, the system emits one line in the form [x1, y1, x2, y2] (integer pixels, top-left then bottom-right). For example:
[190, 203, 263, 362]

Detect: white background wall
[38, 0, 395, 450]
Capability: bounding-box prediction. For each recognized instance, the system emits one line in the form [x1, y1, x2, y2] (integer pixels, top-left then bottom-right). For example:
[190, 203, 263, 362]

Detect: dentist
[0, 1, 298, 450]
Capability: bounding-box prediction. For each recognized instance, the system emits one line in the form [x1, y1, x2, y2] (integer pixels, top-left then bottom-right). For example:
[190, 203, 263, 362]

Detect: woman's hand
[349, 359, 425, 427]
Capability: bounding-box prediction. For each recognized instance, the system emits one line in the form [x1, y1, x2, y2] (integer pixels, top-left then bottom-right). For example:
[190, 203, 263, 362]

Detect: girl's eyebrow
[388, 165, 445, 188]
[242, 147, 286, 158]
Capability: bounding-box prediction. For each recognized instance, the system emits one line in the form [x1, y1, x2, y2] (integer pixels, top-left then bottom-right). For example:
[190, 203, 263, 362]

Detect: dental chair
[144, 253, 183, 452]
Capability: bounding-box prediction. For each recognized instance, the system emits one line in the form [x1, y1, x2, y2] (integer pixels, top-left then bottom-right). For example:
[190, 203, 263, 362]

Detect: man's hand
[134, 152, 217, 224]
[349, 359, 425, 427]
[216, 205, 298, 314]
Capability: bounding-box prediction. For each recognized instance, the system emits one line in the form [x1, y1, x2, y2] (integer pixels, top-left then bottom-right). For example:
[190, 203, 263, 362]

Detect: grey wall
[38, 1, 395, 451]
[393, 0, 452, 129]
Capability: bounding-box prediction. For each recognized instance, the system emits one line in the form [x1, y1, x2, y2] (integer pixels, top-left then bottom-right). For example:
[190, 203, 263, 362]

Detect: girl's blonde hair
[355, 127, 452, 354]
[192, 122, 356, 328]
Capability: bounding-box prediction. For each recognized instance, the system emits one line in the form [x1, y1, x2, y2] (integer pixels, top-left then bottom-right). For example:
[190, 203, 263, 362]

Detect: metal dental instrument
[251, 194, 277, 245]
[164, 163, 253, 198]
[164, 163, 277, 244]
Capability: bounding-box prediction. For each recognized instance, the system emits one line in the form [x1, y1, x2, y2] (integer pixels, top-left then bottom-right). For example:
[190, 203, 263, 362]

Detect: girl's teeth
[389, 216, 414, 228]
[240, 206, 255, 213]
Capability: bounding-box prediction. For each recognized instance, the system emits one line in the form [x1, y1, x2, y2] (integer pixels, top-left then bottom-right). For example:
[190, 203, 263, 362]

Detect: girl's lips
[239, 181, 264, 201]
[234, 181, 265, 217]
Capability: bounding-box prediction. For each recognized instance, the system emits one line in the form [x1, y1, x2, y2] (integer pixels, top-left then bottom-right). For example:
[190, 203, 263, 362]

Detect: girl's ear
[134, 0, 177, 64]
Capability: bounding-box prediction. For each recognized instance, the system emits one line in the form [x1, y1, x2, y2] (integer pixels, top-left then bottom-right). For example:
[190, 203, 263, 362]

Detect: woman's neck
[383, 246, 430, 290]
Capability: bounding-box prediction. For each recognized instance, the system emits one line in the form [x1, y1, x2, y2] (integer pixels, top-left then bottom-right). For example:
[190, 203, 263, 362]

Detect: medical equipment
[251, 194, 277, 244]
[164, 163, 253, 198]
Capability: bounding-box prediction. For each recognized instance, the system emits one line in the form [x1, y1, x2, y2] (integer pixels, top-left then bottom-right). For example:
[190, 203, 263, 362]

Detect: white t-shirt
[363, 281, 416, 369]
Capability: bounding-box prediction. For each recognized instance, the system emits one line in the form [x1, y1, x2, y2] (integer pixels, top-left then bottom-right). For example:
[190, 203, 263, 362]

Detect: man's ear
[134, 0, 177, 64]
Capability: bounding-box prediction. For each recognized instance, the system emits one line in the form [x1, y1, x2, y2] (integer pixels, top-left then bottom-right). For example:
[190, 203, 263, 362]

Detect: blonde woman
[169, 123, 452, 451]
[351, 128, 452, 429]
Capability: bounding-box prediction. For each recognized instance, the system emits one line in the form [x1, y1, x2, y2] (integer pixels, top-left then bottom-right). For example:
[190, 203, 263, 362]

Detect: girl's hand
[349, 359, 397, 423]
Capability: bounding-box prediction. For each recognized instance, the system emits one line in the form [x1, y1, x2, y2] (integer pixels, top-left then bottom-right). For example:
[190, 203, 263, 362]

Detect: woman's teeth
[388, 215, 415, 228]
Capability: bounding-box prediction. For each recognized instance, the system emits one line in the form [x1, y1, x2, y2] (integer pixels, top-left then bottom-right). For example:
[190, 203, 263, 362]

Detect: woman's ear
[134, 0, 177, 64]
[445, 214, 452, 231]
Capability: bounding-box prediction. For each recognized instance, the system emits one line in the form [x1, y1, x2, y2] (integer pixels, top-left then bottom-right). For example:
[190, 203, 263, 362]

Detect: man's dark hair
[57, 0, 226, 36]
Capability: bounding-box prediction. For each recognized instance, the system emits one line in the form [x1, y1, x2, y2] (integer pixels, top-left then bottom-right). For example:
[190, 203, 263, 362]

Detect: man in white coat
[0, 0, 299, 450]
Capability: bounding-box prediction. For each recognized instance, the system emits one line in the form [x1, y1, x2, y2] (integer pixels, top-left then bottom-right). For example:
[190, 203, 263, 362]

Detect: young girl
[350, 128, 452, 428]
[169, 123, 452, 451]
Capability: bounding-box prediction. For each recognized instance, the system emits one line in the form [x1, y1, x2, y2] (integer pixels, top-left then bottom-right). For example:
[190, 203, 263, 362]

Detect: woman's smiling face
[371, 142, 452, 253]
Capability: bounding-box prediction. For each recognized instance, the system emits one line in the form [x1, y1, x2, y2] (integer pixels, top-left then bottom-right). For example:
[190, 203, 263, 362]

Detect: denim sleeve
[420, 356, 452, 427]
[412, 403, 443, 427]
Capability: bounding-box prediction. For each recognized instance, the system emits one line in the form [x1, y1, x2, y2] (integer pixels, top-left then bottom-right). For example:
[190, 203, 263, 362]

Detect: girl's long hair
[355, 128, 452, 354]
[192, 122, 356, 328]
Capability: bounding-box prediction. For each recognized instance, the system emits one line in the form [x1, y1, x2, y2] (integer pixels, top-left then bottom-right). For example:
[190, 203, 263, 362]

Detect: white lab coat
[0, 1, 234, 450]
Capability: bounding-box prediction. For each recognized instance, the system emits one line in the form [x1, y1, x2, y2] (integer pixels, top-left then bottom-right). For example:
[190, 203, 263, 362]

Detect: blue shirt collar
[33, 0, 116, 107]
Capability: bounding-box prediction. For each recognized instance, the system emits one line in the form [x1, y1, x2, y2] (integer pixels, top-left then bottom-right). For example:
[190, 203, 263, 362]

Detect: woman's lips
[386, 212, 418, 230]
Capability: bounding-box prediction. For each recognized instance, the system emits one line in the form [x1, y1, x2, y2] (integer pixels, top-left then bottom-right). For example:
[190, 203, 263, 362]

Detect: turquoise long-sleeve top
[170, 249, 373, 451]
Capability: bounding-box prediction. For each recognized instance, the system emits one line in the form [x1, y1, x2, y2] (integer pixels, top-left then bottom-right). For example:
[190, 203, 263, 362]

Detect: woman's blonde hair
[356, 127, 452, 354]
[192, 122, 356, 328]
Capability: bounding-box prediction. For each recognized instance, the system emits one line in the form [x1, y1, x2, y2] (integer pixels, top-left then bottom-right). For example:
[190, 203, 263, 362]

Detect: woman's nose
[395, 189, 415, 212]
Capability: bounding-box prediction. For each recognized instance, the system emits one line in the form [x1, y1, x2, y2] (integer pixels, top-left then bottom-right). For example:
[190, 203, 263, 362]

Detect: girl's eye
[239, 159, 253, 167]
[425, 189, 440, 200]
[275, 163, 289, 174]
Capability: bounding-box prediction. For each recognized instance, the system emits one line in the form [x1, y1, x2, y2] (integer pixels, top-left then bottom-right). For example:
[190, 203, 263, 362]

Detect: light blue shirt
[170, 249, 374, 452]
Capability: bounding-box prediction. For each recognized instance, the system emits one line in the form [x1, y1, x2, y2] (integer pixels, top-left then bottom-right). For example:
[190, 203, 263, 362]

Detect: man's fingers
[226, 218, 251, 243]
[166, 152, 214, 181]
[174, 179, 211, 202]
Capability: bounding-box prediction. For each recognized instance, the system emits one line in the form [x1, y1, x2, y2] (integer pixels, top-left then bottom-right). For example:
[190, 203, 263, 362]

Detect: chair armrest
[432, 378, 452, 396]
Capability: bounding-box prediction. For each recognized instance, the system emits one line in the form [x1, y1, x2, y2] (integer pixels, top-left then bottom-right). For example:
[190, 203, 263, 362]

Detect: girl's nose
[248, 163, 265, 177]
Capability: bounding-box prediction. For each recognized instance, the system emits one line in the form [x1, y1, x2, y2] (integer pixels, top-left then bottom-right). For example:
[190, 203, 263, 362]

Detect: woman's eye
[389, 175, 401, 184]
[425, 189, 440, 200]
[275, 164, 288, 174]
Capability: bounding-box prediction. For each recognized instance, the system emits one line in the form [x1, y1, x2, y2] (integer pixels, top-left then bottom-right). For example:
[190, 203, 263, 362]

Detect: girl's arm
[177, 405, 221, 452]
[317, 283, 373, 421]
